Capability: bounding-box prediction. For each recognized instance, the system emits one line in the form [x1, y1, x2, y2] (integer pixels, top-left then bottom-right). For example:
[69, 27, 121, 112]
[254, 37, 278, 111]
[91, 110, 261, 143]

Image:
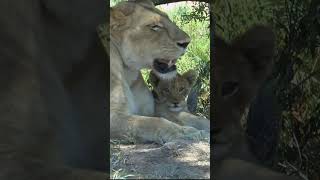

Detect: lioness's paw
[183, 127, 210, 142]
[175, 126, 210, 142]
[156, 121, 210, 144]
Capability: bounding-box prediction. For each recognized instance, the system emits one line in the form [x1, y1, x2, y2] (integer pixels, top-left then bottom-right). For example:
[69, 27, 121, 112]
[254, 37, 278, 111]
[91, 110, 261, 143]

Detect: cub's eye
[221, 81, 239, 98]
[150, 24, 163, 31]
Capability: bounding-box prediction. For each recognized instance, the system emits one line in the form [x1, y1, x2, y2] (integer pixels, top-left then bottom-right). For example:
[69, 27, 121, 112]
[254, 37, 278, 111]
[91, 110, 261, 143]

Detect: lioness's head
[213, 26, 275, 159]
[110, 0, 190, 79]
[149, 70, 197, 112]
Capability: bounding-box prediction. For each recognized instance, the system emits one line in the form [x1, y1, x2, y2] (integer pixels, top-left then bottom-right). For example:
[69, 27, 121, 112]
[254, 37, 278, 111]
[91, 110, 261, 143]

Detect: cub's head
[213, 26, 275, 156]
[110, 0, 190, 79]
[149, 70, 197, 112]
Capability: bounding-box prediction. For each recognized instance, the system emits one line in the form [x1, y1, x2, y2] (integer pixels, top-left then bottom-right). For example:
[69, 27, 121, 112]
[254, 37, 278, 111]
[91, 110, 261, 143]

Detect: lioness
[149, 70, 210, 131]
[213, 26, 301, 179]
[110, 0, 207, 143]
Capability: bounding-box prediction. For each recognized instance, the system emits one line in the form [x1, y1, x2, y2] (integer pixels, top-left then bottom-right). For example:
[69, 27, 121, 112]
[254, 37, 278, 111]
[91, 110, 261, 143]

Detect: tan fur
[149, 70, 210, 132]
[213, 26, 301, 179]
[110, 0, 207, 144]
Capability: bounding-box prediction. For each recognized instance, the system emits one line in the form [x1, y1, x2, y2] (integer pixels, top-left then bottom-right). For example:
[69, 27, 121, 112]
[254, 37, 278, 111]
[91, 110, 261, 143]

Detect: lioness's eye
[150, 24, 163, 31]
[221, 81, 239, 98]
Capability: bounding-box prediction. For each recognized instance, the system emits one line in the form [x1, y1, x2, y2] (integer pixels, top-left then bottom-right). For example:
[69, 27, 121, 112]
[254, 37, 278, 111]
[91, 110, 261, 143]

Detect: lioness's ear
[183, 70, 198, 85]
[110, 2, 135, 31]
[110, 7, 125, 31]
[110, 7, 125, 21]
[232, 25, 275, 74]
[112, 1, 135, 17]
[129, 0, 155, 7]
[149, 71, 160, 87]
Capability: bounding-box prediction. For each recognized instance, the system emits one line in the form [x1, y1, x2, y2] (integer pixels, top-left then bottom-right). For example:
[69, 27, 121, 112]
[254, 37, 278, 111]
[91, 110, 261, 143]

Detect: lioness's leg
[111, 114, 208, 144]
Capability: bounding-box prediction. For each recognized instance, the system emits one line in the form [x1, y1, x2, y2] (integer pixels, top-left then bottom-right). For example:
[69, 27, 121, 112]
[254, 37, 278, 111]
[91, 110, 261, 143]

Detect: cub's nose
[173, 102, 179, 107]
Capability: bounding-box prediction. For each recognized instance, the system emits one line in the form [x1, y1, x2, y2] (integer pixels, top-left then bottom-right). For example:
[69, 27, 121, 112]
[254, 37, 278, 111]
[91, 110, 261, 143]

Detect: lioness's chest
[127, 74, 155, 116]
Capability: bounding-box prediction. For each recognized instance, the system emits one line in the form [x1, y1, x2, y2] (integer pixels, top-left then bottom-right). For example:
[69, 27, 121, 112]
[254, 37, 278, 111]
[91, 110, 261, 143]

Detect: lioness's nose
[177, 40, 190, 49]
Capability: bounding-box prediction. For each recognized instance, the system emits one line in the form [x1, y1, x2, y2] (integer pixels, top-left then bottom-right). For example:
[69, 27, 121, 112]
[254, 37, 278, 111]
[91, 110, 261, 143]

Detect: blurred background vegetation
[211, 0, 320, 179]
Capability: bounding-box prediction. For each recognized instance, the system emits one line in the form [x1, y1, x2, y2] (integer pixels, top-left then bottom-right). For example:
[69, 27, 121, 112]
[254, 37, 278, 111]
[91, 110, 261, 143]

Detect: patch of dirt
[112, 140, 210, 179]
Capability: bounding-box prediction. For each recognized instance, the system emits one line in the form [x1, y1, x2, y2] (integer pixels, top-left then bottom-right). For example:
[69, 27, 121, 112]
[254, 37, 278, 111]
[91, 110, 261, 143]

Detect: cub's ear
[182, 70, 198, 85]
[232, 25, 275, 74]
[129, 0, 155, 7]
[148, 71, 160, 87]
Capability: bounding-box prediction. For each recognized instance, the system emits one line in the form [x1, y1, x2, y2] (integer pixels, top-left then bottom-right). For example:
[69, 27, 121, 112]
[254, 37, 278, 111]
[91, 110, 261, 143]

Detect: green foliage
[110, 0, 123, 6]
[180, 2, 209, 22]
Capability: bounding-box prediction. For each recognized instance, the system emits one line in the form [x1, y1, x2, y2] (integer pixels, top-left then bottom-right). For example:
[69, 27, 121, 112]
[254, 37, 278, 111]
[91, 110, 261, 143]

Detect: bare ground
[111, 139, 210, 179]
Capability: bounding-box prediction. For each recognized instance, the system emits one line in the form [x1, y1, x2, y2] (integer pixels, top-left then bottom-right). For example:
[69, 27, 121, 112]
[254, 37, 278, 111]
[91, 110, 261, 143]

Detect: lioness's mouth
[153, 59, 177, 74]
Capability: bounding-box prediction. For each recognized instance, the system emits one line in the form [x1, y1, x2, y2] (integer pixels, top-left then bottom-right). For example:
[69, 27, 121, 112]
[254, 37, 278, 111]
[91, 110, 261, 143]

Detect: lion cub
[149, 70, 210, 132]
